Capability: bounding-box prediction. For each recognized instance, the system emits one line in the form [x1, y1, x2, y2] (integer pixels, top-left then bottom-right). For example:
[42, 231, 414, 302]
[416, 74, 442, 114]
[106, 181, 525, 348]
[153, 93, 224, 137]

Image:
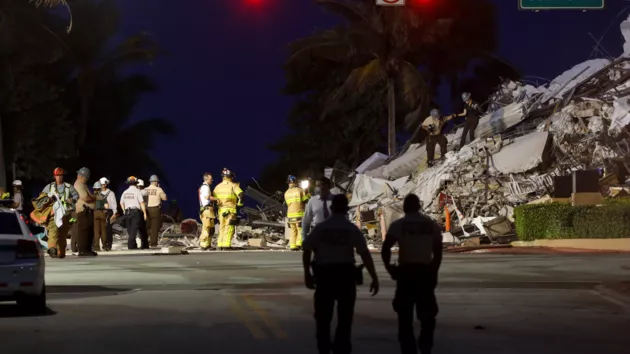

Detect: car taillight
[16, 239, 41, 259]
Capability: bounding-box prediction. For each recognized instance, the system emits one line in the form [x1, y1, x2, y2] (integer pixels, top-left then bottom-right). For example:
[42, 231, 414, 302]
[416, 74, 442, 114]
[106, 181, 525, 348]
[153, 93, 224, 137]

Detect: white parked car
[0, 200, 46, 314]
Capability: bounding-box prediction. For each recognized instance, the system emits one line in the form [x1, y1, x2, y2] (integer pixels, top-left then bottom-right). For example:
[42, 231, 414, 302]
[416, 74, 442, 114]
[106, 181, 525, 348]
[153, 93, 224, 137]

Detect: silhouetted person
[302, 194, 379, 354]
[381, 194, 443, 354]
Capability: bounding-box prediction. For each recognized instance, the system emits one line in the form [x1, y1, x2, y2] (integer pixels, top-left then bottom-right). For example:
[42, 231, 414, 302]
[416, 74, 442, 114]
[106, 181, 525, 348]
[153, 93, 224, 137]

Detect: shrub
[514, 202, 630, 241]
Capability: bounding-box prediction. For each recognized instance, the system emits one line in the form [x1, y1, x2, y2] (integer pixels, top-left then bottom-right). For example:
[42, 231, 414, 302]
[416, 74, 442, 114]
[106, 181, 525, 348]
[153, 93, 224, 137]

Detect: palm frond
[321, 58, 386, 119]
[98, 32, 162, 71]
[399, 60, 428, 107]
[30, 0, 73, 33]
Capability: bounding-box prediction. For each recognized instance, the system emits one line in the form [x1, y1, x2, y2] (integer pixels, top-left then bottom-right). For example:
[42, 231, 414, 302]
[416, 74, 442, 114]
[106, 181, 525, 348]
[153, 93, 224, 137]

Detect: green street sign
[519, 0, 604, 10]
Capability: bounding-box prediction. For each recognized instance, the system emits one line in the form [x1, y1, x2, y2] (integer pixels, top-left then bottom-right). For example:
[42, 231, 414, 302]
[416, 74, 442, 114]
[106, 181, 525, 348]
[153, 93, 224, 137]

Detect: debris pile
[318, 15, 630, 247]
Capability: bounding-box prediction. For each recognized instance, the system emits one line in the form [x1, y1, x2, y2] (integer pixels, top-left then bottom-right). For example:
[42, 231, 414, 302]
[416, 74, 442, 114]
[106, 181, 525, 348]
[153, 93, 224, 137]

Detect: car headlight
[300, 180, 309, 189]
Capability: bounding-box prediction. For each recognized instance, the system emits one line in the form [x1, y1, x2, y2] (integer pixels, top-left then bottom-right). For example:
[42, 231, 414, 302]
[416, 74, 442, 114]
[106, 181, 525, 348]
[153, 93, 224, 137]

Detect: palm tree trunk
[387, 76, 396, 156]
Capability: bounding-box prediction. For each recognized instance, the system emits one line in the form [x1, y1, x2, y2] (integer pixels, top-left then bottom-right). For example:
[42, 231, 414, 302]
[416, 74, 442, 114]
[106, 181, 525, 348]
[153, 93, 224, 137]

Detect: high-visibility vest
[213, 180, 243, 210]
[284, 186, 308, 219]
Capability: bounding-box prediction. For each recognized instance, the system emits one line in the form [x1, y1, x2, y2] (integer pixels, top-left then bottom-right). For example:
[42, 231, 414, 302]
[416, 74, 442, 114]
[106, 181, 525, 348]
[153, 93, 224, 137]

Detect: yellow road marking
[243, 295, 288, 339]
[229, 296, 267, 339]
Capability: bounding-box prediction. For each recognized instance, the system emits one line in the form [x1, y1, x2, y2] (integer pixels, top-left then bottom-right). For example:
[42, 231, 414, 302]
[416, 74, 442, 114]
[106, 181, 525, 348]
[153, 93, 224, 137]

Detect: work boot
[58, 249, 66, 259]
[47, 248, 58, 258]
[78, 251, 98, 257]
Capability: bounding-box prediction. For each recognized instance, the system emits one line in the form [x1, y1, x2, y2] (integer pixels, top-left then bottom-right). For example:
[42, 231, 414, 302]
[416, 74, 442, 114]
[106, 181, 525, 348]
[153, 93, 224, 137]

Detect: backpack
[95, 191, 110, 210]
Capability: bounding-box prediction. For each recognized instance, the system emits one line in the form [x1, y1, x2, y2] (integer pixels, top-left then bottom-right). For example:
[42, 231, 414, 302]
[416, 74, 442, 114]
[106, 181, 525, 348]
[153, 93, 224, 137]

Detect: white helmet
[137, 179, 145, 187]
[12, 180, 22, 186]
[99, 177, 109, 185]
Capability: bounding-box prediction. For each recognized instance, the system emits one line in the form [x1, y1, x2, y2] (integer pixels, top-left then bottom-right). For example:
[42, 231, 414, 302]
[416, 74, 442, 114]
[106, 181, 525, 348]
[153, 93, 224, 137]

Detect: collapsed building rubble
[316, 16, 630, 248]
[236, 15, 630, 250]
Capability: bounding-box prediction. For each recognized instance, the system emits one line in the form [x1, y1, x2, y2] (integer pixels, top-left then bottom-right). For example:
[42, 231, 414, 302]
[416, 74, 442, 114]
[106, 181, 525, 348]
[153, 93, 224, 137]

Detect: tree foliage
[0, 0, 170, 189]
[259, 0, 517, 192]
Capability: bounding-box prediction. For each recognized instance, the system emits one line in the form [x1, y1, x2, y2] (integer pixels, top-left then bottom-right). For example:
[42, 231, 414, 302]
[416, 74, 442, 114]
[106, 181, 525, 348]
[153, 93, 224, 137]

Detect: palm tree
[60, 0, 162, 153]
[288, 0, 452, 155]
[70, 74, 175, 189]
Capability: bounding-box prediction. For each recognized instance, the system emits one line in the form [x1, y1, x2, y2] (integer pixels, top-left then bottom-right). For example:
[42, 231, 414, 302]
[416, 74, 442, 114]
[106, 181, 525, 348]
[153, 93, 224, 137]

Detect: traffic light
[244, 0, 264, 6]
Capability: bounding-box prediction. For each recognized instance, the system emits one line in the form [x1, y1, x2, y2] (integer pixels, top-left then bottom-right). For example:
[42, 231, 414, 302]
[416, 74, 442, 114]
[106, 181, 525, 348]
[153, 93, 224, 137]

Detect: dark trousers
[459, 116, 479, 147]
[426, 134, 447, 163]
[70, 212, 79, 252]
[394, 265, 439, 354]
[93, 210, 108, 251]
[313, 264, 357, 354]
[105, 211, 113, 250]
[125, 209, 144, 249]
[146, 206, 162, 247]
[76, 210, 94, 253]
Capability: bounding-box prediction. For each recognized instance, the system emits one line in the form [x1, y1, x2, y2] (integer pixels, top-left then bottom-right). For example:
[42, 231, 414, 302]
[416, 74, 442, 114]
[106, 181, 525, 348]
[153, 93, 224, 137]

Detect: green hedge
[514, 198, 630, 241]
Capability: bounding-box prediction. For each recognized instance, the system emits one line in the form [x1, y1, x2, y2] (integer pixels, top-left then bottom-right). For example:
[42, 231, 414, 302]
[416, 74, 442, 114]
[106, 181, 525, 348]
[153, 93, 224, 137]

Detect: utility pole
[0, 116, 6, 191]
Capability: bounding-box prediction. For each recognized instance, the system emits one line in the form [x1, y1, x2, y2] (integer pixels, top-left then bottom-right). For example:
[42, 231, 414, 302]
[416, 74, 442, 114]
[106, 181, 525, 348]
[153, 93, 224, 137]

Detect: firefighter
[145, 175, 167, 248]
[120, 176, 147, 249]
[41, 167, 79, 259]
[284, 175, 309, 250]
[198, 172, 217, 250]
[213, 168, 243, 250]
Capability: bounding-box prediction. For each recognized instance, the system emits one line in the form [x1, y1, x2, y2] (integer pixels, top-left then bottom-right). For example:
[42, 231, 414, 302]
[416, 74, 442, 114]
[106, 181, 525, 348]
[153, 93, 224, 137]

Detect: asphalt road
[1, 252, 630, 354]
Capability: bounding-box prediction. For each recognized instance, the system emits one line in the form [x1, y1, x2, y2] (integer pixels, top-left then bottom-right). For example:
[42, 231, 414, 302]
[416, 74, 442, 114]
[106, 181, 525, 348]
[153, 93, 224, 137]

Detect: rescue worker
[92, 181, 109, 251]
[302, 177, 335, 243]
[145, 175, 167, 248]
[381, 194, 443, 354]
[454, 92, 482, 149]
[137, 179, 149, 245]
[97, 177, 117, 251]
[198, 172, 218, 250]
[73, 167, 97, 256]
[284, 175, 308, 250]
[120, 176, 148, 249]
[11, 180, 24, 211]
[302, 194, 379, 354]
[421, 108, 453, 166]
[41, 167, 79, 258]
[213, 168, 244, 250]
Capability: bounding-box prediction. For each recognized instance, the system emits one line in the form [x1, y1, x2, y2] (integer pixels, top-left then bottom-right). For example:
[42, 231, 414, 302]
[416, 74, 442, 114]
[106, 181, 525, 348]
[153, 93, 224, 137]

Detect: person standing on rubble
[381, 194, 443, 354]
[120, 176, 148, 249]
[73, 167, 97, 257]
[42, 167, 79, 258]
[213, 168, 244, 250]
[301, 177, 335, 243]
[454, 92, 482, 149]
[422, 108, 452, 166]
[198, 172, 218, 250]
[285, 175, 309, 251]
[145, 175, 167, 248]
[302, 194, 379, 354]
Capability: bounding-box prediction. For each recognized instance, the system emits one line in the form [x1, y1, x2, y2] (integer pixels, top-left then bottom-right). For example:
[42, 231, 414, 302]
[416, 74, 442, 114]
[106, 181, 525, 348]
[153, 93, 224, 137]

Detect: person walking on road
[98, 177, 117, 251]
[302, 194, 379, 354]
[145, 175, 167, 248]
[381, 194, 443, 354]
[73, 167, 97, 257]
[198, 172, 217, 250]
[120, 176, 148, 250]
[41, 167, 79, 258]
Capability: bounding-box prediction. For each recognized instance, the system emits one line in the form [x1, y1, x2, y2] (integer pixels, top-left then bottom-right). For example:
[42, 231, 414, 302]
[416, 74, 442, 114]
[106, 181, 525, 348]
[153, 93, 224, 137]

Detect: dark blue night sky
[114, 0, 628, 217]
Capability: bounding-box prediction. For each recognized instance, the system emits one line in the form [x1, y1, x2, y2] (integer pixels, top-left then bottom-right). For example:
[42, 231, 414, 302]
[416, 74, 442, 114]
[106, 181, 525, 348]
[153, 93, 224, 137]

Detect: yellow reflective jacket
[213, 180, 243, 211]
[284, 186, 308, 220]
